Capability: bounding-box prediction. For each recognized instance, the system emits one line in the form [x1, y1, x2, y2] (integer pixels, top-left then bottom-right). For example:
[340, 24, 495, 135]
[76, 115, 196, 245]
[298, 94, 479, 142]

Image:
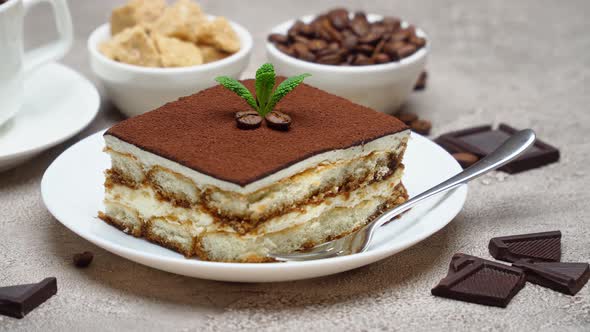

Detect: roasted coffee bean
[300, 23, 315, 37]
[342, 34, 358, 50]
[265, 111, 292, 131]
[369, 24, 387, 38]
[320, 19, 342, 42]
[402, 25, 416, 36]
[397, 112, 418, 125]
[382, 17, 401, 32]
[354, 44, 375, 54]
[374, 39, 387, 54]
[409, 35, 426, 48]
[73, 251, 94, 268]
[384, 41, 406, 58]
[390, 30, 410, 42]
[236, 112, 262, 130]
[327, 8, 350, 30]
[346, 54, 355, 64]
[293, 42, 311, 55]
[277, 44, 296, 57]
[317, 53, 342, 65]
[293, 35, 310, 44]
[288, 20, 305, 38]
[268, 33, 289, 45]
[414, 71, 427, 90]
[235, 110, 259, 119]
[351, 12, 370, 36]
[452, 152, 479, 168]
[410, 119, 432, 135]
[374, 53, 391, 64]
[396, 44, 417, 58]
[358, 31, 381, 44]
[353, 54, 373, 66]
[308, 39, 328, 52]
[316, 43, 344, 57]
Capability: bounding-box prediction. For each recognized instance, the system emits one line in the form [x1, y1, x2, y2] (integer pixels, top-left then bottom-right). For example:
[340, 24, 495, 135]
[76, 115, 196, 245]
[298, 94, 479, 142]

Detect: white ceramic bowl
[266, 14, 428, 114]
[88, 20, 253, 118]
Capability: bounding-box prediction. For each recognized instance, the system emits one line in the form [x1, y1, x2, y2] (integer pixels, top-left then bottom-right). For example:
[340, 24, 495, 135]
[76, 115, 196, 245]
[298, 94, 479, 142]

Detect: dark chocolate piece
[513, 260, 590, 295]
[0, 278, 57, 319]
[432, 253, 526, 308]
[489, 231, 561, 263]
[452, 152, 479, 168]
[435, 124, 559, 173]
[73, 251, 94, 268]
[235, 111, 262, 130]
[265, 111, 292, 131]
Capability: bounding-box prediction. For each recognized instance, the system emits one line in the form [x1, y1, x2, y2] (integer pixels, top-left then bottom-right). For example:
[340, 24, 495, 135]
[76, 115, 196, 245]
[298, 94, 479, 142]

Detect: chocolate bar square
[435, 124, 559, 173]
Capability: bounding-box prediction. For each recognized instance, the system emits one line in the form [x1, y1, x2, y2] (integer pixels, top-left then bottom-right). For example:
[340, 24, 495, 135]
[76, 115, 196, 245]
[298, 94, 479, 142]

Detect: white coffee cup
[0, 0, 73, 127]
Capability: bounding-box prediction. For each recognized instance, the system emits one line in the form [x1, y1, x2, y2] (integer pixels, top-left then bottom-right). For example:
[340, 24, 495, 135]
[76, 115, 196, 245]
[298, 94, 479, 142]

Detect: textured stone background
[1, 0, 589, 331]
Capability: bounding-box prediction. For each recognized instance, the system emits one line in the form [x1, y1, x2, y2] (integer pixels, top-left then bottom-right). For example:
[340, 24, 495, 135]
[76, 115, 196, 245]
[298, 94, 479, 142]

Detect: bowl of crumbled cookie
[88, 0, 253, 117]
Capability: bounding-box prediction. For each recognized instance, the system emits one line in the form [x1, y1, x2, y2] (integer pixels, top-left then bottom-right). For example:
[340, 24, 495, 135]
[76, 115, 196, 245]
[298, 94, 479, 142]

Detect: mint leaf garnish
[215, 64, 310, 117]
[215, 76, 258, 111]
[264, 73, 311, 116]
[255, 63, 276, 113]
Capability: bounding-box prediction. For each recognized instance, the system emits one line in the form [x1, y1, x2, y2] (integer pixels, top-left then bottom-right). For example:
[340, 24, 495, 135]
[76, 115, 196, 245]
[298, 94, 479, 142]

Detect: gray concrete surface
[1, 0, 589, 331]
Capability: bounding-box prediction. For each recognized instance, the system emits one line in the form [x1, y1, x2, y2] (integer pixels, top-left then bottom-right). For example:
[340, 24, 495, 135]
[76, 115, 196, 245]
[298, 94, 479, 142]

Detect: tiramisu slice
[100, 72, 410, 262]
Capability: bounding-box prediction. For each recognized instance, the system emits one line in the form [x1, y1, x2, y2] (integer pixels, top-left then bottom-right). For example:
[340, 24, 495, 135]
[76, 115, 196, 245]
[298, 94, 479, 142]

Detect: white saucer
[0, 63, 100, 171]
[41, 131, 467, 282]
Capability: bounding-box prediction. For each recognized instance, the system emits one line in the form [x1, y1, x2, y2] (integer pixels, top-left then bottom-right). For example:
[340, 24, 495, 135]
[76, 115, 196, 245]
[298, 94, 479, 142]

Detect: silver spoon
[269, 129, 536, 262]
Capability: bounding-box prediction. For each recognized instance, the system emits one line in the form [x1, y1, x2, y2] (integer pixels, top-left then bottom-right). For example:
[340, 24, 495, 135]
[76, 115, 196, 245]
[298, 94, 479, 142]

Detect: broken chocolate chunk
[513, 259, 590, 295]
[432, 253, 526, 308]
[0, 278, 57, 319]
[489, 231, 561, 263]
[435, 124, 559, 174]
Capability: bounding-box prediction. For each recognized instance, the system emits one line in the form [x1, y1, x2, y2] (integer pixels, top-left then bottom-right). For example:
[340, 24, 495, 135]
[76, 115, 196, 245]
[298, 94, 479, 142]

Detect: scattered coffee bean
[452, 152, 479, 168]
[235, 111, 262, 130]
[265, 111, 292, 131]
[410, 119, 432, 135]
[397, 112, 418, 125]
[268, 8, 426, 66]
[73, 251, 94, 268]
[414, 71, 428, 90]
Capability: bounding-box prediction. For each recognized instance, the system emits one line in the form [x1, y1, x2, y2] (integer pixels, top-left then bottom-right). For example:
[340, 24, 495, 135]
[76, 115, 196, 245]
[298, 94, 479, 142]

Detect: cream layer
[104, 130, 409, 194]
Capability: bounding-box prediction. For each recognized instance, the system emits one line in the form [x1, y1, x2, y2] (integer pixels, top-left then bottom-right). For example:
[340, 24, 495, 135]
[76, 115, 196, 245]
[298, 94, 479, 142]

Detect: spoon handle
[363, 129, 536, 247]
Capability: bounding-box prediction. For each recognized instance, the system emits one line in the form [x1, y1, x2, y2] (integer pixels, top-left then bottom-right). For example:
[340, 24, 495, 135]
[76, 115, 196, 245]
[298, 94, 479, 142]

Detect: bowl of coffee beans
[266, 8, 428, 113]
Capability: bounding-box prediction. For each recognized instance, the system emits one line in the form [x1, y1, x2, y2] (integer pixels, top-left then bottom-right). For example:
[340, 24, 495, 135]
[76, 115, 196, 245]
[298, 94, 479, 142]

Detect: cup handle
[22, 0, 73, 73]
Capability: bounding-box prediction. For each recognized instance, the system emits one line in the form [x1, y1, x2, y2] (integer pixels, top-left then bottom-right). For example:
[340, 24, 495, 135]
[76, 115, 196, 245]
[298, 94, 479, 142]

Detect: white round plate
[0, 63, 100, 171]
[41, 131, 467, 282]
